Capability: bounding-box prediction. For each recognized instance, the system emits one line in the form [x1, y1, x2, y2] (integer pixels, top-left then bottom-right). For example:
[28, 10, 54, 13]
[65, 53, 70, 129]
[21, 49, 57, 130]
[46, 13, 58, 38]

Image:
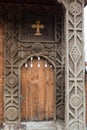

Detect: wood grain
[21, 58, 55, 121]
[0, 23, 4, 125]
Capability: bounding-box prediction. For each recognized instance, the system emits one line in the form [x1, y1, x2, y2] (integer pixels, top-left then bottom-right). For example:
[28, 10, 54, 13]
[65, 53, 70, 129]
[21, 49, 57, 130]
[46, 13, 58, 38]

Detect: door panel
[21, 57, 55, 121]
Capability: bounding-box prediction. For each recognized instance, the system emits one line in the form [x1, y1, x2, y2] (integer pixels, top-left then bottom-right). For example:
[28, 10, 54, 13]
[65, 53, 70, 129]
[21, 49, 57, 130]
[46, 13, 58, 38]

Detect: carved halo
[70, 122, 83, 130]
[70, 95, 82, 109]
[6, 75, 18, 86]
[6, 107, 18, 121]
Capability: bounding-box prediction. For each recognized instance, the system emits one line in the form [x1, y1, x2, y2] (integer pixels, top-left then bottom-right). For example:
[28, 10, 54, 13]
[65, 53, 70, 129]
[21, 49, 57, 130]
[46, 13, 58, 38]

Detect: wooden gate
[21, 57, 55, 121]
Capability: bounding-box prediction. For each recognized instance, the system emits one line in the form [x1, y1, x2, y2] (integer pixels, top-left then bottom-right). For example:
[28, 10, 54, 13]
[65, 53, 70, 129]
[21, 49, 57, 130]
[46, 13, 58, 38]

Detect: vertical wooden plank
[45, 65, 49, 120]
[45, 64, 54, 120]
[31, 59, 39, 120]
[28, 63, 32, 120]
[49, 66, 55, 119]
[26, 65, 31, 121]
[43, 60, 47, 120]
[38, 59, 46, 120]
[21, 67, 27, 121]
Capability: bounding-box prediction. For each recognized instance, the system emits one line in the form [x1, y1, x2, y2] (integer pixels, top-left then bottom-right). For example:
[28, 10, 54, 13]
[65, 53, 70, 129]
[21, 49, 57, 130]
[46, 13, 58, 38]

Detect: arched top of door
[19, 55, 56, 69]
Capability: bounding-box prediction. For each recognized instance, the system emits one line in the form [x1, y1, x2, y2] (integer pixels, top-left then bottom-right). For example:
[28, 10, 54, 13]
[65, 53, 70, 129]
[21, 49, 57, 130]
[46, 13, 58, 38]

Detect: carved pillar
[4, 10, 20, 123]
[65, 0, 86, 130]
[55, 14, 65, 119]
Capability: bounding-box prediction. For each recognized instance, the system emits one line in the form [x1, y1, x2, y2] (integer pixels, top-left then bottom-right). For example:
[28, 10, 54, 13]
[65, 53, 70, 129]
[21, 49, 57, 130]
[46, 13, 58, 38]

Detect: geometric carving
[9, 42, 18, 57]
[56, 104, 65, 119]
[31, 43, 44, 53]
[66, 0, 85, 130]
[3, 2, 85, 130]
[6, 107, 18, 121]
[56, 73, 65, 119]
[4, 6, 65, 123]
[70, 45, 81, 63]
[70, 95, 82, 109]
[18, 51, 26, 59]
[6, 75, 18, 86]
[55, 13, 65, 120]
[70, 122, 83, 130]
[69, 2, 81, 15]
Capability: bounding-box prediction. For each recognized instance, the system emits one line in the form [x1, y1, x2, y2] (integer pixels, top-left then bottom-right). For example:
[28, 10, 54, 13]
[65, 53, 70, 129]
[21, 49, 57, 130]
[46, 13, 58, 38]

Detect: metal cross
[32, 21, 44, 36]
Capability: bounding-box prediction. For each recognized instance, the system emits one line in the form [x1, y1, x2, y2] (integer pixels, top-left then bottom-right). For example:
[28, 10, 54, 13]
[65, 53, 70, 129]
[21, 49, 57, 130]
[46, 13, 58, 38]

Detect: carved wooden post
[4, 11, 20, 123]
[65, 0, 86, 130]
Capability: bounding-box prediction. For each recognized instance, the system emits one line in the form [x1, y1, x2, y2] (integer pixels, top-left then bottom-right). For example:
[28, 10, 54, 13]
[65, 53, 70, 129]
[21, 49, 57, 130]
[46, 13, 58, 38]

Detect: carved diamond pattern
[70, 45, 81, 63]
[8, 41, 18, 57]
[66, 1, 85, 130]
[4, 7, 65, 123]
[3, 2, 85, 130]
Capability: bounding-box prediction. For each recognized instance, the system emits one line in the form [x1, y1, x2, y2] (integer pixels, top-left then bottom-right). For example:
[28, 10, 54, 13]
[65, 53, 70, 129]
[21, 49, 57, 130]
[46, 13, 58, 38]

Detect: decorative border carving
[1, 1, 86, 130]
[65, 0, 86, 130]
[4, 5, 65, 123]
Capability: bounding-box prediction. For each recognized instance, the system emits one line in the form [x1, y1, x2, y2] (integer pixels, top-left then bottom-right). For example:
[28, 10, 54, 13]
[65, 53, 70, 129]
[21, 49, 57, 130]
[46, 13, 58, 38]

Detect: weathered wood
[85, 73, 87, 126]
[0, 23, 4, 125]
[21, 58, 55, 121]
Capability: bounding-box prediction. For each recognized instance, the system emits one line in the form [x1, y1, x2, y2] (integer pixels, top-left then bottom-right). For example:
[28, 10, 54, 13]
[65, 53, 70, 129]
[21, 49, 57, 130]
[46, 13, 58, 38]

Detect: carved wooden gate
[0, 1, 85, 130]
[4, 4, 65, 124]
[21, 57, 55, 121]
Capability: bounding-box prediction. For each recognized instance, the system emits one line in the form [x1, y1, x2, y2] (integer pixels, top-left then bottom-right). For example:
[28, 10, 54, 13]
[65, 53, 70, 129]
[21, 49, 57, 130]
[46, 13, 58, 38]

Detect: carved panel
[18, 13, 55, 42]
[5, 11, 20, 123]
[0, 1, 85, 130]
[4, 4, 65, 123]
[55, 15, 65, 119]
[65, 0, 86, 130]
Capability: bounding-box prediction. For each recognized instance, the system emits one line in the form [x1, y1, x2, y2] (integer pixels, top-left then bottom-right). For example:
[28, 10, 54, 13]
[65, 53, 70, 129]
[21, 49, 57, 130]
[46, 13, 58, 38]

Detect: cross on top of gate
[32, 21, 44, 36]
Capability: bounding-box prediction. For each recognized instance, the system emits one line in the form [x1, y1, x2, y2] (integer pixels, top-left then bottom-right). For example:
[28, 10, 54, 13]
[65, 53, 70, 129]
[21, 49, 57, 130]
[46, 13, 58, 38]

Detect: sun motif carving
[6, 107, 18, 121]
[70, 95, 82, 109]
[70, 122, 83, 130]
[69, 2, 81, 15]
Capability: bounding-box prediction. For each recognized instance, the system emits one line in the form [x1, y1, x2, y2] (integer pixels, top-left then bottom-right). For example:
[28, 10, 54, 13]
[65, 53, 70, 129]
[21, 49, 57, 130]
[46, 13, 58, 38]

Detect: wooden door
[21, 57, 55, 121]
